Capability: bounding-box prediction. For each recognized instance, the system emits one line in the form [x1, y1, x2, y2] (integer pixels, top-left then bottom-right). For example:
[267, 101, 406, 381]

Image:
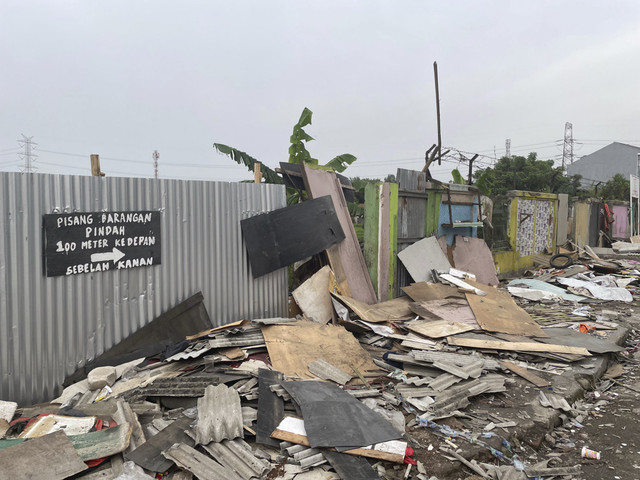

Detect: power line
[38, 148, 233, 169]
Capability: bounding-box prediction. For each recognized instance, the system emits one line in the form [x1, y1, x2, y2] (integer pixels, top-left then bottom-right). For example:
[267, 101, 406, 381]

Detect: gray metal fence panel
[0, 173, 288, 405]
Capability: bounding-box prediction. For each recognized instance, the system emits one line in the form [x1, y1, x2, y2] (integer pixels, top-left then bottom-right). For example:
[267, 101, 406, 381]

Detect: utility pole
[467, 154, 479, 185]
[153, 150, 159, 179]
[18, 134, 37, 173]
[505, 138, 511, 158]
[433, 61, 442, 166]
[562, 122, 573, 169]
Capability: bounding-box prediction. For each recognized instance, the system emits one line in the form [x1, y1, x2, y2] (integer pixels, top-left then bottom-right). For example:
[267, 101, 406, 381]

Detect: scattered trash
[581, 446, 601, 460]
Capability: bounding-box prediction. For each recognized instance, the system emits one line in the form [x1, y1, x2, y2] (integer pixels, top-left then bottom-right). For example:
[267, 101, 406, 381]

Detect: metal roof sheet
[201, 438, 270, 480]
[195, 384, 244, 445]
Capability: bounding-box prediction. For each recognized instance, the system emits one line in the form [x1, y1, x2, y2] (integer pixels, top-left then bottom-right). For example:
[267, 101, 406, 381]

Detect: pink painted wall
[611, 205, 629, 240]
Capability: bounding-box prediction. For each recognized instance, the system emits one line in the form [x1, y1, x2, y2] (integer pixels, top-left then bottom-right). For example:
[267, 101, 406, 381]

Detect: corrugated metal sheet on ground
[0, 172, 288, 405]
[208, 331, 265, 348]
[201, 438, 270, 480]
[412, 351, 499, 370]
[163, 443, 243, 480]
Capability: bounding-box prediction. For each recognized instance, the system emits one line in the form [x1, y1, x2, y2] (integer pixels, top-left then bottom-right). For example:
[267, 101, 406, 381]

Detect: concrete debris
[1, 231, 636, 479]
[87, 366, 118, 390]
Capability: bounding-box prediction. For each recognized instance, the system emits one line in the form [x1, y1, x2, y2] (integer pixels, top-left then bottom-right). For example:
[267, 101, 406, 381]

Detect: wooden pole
[433, 62, 442, 166]
[254, 162, 262, 183]
[90, 154, 105, 176]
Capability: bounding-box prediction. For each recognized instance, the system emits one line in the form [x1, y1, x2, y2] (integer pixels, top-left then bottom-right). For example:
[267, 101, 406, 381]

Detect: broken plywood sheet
[409, 298, 479, 328]
[402, 282, 464, 303]
[262, 320, 378, 379]
[302, 165, 377, 304]
[292, 265, 334, 325]
[450, 236, 499, 286]
[464, 280, 547, 337]
[241, 196, 345, 278]
[195, 384, 243, 445]
[406, 319, 475, 339]
[397, 236, 452, 283]
[447, 337, 591, 356]
[332, 293, 413, 323]
[0, 431, 88, 479]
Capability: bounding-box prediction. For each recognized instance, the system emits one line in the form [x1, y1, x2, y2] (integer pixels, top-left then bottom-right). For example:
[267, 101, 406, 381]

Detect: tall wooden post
[254, 162, 262, 183]
[90, 154, 105, 176]
[434, 62, 442, 166]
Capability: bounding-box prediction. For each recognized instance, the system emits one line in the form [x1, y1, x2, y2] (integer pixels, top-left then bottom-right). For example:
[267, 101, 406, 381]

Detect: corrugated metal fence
[0, 173, 288, 404]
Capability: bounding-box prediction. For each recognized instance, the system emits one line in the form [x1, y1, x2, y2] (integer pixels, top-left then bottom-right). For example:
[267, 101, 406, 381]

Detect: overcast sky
[1, 1, 639, 183]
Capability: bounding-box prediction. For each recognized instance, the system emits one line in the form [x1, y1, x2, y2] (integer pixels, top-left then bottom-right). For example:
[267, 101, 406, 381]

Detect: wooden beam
[90, 154, 105, 176]
[448, 337, 591, 356]
[499, 360, 550, 388]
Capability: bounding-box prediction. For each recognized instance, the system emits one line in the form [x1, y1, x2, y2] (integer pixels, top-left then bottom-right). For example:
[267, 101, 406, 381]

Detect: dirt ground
[529, 317, 640, 480]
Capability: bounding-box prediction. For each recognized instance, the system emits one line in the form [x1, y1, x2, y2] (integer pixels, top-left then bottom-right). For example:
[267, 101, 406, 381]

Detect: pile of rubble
[1, 232, 637, 480]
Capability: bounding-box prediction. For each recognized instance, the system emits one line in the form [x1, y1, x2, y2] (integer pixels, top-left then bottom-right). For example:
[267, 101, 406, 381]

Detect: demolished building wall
[0, 173, 288, 405]
[493, 191, 559, 274]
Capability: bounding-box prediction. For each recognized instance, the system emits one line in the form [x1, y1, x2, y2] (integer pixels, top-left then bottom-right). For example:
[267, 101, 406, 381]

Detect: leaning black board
[241, 195, 345, 278]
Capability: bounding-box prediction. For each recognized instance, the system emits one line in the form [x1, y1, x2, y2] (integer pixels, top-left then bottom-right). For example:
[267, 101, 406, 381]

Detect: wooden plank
[0, 430, 88, 479]
[240, 195, 346, 277]
[499, 360, 550, 387]
[448, 337, 591, 356]
[302, 165, 377, 304]
[333, 293, 413, 323]
[363, 182, 398, 302]
[406, 319, 475, 339]
[464, 280, 547, 337]
[261, 320, 378, 379]
[270, 418, 405, 464]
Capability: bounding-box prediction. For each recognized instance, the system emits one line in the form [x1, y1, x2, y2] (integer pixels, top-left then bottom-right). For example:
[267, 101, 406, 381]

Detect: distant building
[567, 142, 640, 186]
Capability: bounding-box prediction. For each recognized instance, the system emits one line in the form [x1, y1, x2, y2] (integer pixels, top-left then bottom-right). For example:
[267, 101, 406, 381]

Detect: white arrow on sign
[90, 247, 126, 264]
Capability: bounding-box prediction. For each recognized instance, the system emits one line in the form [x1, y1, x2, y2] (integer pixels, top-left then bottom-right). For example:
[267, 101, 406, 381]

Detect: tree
[474, 152, 583, 196]
[598, 173, 629, 201]
[214, 107, 356, 185]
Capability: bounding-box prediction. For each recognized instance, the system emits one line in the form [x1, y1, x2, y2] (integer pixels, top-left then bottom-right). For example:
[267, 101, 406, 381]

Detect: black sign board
[43, 211, 161, 277]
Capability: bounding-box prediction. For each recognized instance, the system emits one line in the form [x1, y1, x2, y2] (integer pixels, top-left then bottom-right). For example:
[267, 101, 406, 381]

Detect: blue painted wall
[438, 203, 479, 245]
